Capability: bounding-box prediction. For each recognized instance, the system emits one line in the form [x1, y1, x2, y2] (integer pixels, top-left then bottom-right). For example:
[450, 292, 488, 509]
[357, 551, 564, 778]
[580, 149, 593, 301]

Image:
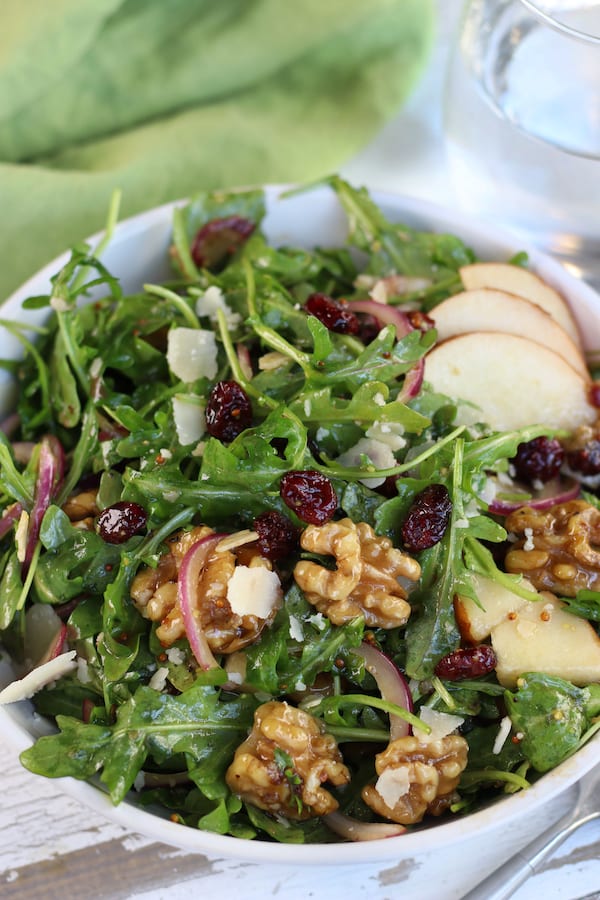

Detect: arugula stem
[215, 308, 277, 410]
[428, 676, 455, 710]
[144, 284, 200, 329]
[132, 507, 195, 561]
[172, 205, 200, 281]
[248, 316, 311, 375]
[308, 692, 428, 733]
[56, 312, 89, 395]
[326, 726, 389, 743]
[70, 189, 122, 294]
[315, 425, 466, 480]
[0, 441, 34, 506]
[16, 541, 41, 611]
[241, 256, 257, 318]
[0, 323, 51, 426]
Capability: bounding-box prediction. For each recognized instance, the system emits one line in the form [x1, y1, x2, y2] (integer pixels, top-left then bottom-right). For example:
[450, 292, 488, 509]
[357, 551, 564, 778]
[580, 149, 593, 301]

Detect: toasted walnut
[505, 500, 600, 596]
[293, 518, 420, 628]
[130, 526, 279, 652]
[361, 734, 468, 825]
[62, 490, 99, 531]
[225, 700, 350, 819]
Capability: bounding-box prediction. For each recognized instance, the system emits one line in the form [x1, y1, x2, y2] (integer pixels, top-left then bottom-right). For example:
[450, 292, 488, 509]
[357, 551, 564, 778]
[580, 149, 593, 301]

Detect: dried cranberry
[566, 440, 600, 477]
[356, 312, 380, 344]
[253, 510, 300, 561]
[512, 436, 564, 484]
[205, 380, 253, 442]
[191, 216, 255, 269]
[280, 470, 338, 525]
[401, 484, 452, 552]
[434, 645, 497, 680]
[96, 501, 147, 544]
[305, 292, 360, 335]
[376, 475, 400, 498]
[589, 382, 600, 408]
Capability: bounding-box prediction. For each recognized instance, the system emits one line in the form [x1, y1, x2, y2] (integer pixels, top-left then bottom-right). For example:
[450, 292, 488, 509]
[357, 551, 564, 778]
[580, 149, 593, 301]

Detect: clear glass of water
[444, 0, 600, 283]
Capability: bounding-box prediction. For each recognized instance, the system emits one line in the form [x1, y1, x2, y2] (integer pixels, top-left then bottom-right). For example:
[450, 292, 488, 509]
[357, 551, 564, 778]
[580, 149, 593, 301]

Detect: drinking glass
[443, 0, 600, 283]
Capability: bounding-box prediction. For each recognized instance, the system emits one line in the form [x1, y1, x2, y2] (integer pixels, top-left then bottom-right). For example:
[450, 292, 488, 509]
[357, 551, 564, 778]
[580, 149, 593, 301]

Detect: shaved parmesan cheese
[76, 658, 92, 684]
[375, 766, 411, 808]
[15, 509, 29, 563]
[0, 651, 77, 704]
[226, 566, 282, 619]
[417, 706, 464, 743]
[172, 393, 206, 445]
[369, 280, 389, 304]
[194, 285, 241, 328]
[149, 666, 169, 692]
[289, 615, 304, 642]
[167, 328, 217, 382]
[366, 420, 407, 452]
[335, 437, 397, 488]
[492, 715, 513, 755]
[258, 351, 289, 371]
[166, 647, 186, 665]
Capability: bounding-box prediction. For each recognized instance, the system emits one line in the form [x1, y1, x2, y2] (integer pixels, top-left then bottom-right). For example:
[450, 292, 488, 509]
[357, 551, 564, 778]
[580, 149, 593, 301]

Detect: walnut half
[362, 734, 468, 825]
[130, 526, 279, 652]
[225, 701, 350, 820]
[293, 518, 420, 628]
[505, 499, 600, 596]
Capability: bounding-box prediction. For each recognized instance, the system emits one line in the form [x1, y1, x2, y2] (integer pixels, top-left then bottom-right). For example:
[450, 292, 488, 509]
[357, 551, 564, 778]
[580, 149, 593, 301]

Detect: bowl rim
[1, 183, 599, 864]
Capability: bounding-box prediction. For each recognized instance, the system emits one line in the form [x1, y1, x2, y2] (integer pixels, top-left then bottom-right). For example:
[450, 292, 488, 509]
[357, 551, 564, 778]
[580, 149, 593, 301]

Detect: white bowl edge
[0, 182, 599, 865]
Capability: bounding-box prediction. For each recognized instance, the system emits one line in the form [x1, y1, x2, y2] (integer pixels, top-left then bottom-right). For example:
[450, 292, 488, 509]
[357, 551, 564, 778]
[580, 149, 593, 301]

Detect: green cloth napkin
[0, 0, 435, 301]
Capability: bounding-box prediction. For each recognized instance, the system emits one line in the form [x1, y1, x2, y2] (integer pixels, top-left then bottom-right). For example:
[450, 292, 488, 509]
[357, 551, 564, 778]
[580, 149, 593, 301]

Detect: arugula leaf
[34, 507, 123, 605]
[324, 175, 474, 294]
[21, 683, 258, 804]
[244, 584, 363, 695]
[504, 673, 591, 772]
[200, 407, 310, 491]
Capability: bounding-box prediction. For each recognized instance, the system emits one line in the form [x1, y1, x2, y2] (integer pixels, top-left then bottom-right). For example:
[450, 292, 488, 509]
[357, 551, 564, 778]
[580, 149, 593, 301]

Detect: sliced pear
[454, 574, 533, 644]
[431, 289, 587, 378]
[459, 262, 581, 348]
[492, 594, 600, 688]
[425, 332, 595, 431]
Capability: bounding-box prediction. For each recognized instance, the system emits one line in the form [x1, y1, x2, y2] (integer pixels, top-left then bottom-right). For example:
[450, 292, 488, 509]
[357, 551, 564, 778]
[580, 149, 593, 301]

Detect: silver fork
[462, 765, 600, 900]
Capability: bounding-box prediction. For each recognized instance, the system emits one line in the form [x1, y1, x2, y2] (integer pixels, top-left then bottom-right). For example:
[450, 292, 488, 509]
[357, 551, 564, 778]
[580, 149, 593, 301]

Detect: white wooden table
[2, 3, 600, 897]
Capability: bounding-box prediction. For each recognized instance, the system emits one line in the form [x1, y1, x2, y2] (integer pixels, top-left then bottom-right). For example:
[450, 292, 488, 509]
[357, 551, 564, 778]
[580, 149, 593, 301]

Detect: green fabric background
[0, 0, 435, 301]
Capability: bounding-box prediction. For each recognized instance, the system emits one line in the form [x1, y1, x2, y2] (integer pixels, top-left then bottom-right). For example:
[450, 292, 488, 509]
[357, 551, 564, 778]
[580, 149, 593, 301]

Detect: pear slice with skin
[454, 574, 534, 644]
[459, 262, 581, 348]
[430, 289, 587, 378]
[425, 332, 596, 432]
[491, 593, 600, 689]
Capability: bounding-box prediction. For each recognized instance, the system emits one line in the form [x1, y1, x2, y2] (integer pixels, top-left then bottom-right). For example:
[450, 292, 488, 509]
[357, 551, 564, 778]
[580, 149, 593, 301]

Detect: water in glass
[444, 1, 600, 282]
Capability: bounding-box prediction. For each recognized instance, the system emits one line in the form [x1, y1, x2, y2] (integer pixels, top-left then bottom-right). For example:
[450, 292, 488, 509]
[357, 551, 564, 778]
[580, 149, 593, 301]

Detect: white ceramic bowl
[1, 185, 599, 871]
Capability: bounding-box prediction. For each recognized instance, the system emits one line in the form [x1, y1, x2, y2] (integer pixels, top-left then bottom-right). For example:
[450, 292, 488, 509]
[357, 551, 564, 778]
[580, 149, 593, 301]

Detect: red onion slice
[236, 342, 253, 381]
[355, 643, 413, 740]
[0, 503, 23, 541]
[487, 475, 580, 515]
[23, 436, 65, 573]
[396, 358, 424, 403]
[178, 534, 224, 670]
[348, 300, 413, 337]
[323, 811, 406, 841]
[349, 300, 423, 402]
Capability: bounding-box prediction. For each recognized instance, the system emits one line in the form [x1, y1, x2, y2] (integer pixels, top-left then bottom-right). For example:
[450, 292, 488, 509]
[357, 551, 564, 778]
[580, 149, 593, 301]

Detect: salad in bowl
[1, 177, 600, 852]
